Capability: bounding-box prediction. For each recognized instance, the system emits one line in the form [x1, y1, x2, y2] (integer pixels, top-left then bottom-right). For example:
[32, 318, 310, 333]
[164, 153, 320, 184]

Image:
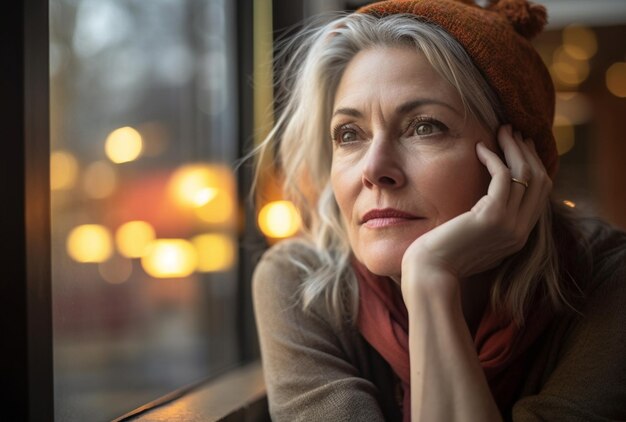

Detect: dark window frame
[2, 0, 53, 420]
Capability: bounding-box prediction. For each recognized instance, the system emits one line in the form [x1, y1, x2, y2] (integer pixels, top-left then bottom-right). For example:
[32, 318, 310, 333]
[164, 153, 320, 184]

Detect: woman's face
[330, 46, 497, 278]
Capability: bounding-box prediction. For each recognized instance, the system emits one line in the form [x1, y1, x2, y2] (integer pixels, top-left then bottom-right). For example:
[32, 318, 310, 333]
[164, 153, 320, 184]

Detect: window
[49, 0, 255, 419]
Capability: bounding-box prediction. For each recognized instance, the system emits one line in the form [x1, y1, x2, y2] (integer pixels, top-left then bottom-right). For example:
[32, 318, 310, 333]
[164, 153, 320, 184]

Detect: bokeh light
[606, 62, 626, 98]
[169, 164, 236, 225]
[105, 126, 143, 164]
[194, 189, 235, 225]
[258, 200, 301, 238]
[562, 25, 597, 61]
[192, 233, 236, 272]
[168, 164, 231, 208]
[115, 221, 156, 258]
[51, 150, 79, 190]
[551, 47, 590, 87]
[67, 224, 113, 263]
[83, 160, 118, 199]
[193, 187, 218, 207]
[141, 239, 198, 278]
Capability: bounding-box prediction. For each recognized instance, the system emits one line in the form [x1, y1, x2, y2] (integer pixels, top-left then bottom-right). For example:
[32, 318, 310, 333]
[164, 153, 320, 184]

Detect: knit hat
[357, 0, 558, 177]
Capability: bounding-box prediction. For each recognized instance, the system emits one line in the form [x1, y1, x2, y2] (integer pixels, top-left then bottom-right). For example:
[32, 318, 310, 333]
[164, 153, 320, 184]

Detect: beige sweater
[253, 221, 626, 421]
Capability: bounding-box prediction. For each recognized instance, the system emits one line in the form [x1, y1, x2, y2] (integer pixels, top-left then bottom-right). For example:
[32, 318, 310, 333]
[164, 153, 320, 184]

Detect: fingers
[498, 125, 531, 213]
[517, 137, 552, 230]
[499, 124, 552, 235]
[476, 141, 510, 202]
[478, 124, 552, 233]
[477, 125, 552, 236]
[475, 125, 530, 210]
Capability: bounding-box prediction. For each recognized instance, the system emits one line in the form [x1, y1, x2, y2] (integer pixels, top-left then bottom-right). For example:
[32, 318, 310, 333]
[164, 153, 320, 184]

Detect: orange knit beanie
[357, 0, 558, 177]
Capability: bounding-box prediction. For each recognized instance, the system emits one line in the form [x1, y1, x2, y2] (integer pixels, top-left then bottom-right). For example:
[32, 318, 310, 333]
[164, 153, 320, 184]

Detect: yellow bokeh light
[195, 190, 235, 225]
[192, 233, 236, 272]
[168, 164, 233, 209]
[115, 221, 156, 258]
[562, 25, 597, 61]
[193, 187, 218, 207]
[606, 62, 626, 98]
[563, 200, 576, 208]
[141, 239, 198, 278]
[83, 160, 118, 199]
[169, 164, 236, 226]
[105, 126, 143, 164]
[553, 115, 575, 156]
[50, 150, 79, 190]
[258, 200, 301, 238]
[67, 224, 113, 263]
[551, 47, 589, 87]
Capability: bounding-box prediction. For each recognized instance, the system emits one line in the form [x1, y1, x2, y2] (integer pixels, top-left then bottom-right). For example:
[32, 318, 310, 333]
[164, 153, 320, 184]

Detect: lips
[360, 208, 421, 228]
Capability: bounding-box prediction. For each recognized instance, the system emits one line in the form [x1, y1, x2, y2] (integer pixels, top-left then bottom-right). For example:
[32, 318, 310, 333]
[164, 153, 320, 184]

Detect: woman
[252, 0, 626, 420]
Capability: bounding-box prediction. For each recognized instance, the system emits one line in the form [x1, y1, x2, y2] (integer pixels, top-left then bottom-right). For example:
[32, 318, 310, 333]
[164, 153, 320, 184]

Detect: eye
[409, 117, 447, 137]
[341, 130, 357, 143]
[331, 124, 362, 145]
[415, 122, 435, 136]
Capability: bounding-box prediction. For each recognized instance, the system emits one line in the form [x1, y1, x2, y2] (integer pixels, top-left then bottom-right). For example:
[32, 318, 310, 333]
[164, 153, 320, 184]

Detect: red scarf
[353, 259, 552, 421]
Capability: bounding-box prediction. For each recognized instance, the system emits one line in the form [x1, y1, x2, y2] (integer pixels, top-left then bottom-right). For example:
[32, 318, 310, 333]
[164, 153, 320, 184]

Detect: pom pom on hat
[356, 0, 558, 178]
[488, 0, 547, 39]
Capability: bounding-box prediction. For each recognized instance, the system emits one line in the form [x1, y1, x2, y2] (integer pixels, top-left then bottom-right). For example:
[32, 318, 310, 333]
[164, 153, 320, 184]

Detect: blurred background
[49, 0, 626, 420]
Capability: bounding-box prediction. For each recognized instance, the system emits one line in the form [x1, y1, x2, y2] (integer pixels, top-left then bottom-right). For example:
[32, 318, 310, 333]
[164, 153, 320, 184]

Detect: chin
[357, 243, 405, 278]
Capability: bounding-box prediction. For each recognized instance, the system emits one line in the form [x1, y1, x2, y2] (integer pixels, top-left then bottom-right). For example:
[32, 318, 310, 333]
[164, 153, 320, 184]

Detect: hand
[401, 125, 552, 295]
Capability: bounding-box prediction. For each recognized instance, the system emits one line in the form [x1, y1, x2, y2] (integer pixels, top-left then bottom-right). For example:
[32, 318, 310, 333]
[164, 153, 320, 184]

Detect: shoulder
[252, 238, 320, 301]
[576, 218, 626, 328]
[555, 212, 626, 296]
[514, 219, 626, 419]
[252, 239, 389, 421]
[564, 217, 626, 326]
[254, 237, 321, 277]
[580, 217, 626, 281]
[252, 238, 329, 324]
[569, 217, 626, 300]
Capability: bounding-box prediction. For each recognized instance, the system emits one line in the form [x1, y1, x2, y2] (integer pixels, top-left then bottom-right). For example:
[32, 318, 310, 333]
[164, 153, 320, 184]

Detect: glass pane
[50, 0, 240, 420]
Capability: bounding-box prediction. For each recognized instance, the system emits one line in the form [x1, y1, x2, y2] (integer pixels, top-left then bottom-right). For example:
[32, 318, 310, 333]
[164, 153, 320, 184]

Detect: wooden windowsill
[126, 361, 269, 422]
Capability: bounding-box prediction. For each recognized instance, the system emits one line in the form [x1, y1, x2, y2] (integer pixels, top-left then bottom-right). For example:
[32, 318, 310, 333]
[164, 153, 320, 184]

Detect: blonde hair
[254, 13, 568, 326]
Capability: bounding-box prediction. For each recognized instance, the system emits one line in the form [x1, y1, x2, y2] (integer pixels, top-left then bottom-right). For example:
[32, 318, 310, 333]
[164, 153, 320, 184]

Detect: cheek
[330, 160, 357, 223]
[418, 145, 489, 220]
[330, 159, 365, 259]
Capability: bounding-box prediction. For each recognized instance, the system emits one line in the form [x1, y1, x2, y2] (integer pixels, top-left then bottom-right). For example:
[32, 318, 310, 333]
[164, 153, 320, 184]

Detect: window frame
[2, 0, 53, 420]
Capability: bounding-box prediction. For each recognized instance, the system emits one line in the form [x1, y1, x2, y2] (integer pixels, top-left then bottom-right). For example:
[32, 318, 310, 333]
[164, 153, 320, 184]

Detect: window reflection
[50, 0, 239, 420]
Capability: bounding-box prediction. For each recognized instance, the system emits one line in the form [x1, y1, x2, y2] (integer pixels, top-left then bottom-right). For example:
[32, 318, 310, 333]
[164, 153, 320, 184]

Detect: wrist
[401, 258, 461, 310]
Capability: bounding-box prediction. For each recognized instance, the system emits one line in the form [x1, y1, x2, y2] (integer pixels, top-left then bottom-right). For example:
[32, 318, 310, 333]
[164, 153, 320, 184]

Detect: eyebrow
[332, 98, 461, 119]
[397, 98, 460, 116]
[332, 107, 363, 118]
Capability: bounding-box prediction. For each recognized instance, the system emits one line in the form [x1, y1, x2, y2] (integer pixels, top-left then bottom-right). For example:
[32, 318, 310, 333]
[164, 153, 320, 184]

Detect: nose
[361, 137, 406, 189]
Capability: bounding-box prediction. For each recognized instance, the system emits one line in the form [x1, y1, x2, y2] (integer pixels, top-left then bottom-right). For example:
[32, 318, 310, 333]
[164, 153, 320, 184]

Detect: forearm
[404, 269, 501, 422]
